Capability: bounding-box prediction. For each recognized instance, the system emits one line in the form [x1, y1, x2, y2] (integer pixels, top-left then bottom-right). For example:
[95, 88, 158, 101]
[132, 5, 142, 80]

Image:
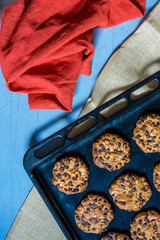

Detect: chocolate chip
[112, 137, 116, 142]
[143, 223, 147, 227]
[57, 174, 61, 179]
[154, 144, 158, 148]
[118, 150, 123, 155]
[104, 219, 108, 224]
[94, 149, 97, 154]
[86, 208, 90, 213]
[73, 188, 79, 192]
[120, 184, 125, 189]
[136, 134, 141, 139]
[131, 219, 136, 225]
[142, 187, 146, 192]
[138, 219, 142, 224]
[157, 233, 160, 237]
[155, 173, 159, 179]
[84, 196, 89, 201]
[92, 228, 96, 231]
[137, 228, 141, 233]
[139, 193, 142, 200]
[133, 231, 137, 236]
[129, 183, 133, 188]
[99, 205, 104, 210]
[142, 125, 146, 129]
[123, 238, 127, 240]
[128, 174, 132, 179]
[104, 213, 107, 218]
[145, 130, 150, 137]
[118, 142, 121, 147]
[136, 237, 140, 240]
[76, 215, 80, 221]
[131, 178, 135, 183]
[119, 201, 126, 205]
[153, 224, 157, 230]
[74, 163, 79, 169]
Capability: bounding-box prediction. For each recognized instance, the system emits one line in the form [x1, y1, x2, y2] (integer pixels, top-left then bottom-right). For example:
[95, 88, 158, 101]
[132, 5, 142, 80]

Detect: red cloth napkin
[0, 0, 145, 110]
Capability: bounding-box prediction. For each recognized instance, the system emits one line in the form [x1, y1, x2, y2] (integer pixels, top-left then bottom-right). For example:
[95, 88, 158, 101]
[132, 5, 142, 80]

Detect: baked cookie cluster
[51, 113, 160, 238]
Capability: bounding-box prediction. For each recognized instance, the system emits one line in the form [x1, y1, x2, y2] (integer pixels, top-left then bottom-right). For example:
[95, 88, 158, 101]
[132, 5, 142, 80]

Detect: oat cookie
[92, 133, 131, 171]
[130, 210, 160, 240]
[153, 162, 160, 192]
[133, 113, 160, 153]
[109, 173, 152, 211]
[75, 194, 114, 234]
[52, 156, 89, 195]
[101, 232, 130, 240]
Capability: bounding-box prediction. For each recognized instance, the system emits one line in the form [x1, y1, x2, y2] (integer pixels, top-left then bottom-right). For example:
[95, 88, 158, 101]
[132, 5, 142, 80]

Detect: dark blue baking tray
[24, 71, 160, 240]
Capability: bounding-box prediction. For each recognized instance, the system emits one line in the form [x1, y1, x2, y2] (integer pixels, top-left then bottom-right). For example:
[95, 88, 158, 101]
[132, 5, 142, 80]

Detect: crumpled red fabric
[0, 0, 145, 110]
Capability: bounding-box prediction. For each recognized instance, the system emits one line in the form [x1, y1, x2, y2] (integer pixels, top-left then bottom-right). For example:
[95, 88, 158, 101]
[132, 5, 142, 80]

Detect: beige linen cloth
[7, 2, 160, 239]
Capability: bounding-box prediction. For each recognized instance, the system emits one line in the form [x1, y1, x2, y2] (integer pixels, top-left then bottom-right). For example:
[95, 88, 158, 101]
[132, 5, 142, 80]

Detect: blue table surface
[0, 0, 159, 239]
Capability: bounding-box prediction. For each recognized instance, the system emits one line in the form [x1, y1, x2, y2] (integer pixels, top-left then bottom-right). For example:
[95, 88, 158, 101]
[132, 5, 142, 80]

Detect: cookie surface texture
[92, 133, 131, 171]
[75, 194, 114, 234]
[133, 113, 160, 153]
[109, 173, 152, 211]
[130, 210, 160, 240]
[153, 162, 160, 192]
[52, 156, 89, 195]
[101, 232, 130, 240]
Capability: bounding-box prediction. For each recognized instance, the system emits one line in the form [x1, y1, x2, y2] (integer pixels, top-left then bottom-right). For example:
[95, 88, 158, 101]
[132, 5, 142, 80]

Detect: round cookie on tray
[92, 133, 131, 171]
[130, 210, 160, 240]
[52, 155, 89, 195]
[153, 162, 160, 192]
[75, 194, 114, 234]
[101, 232, 130, 240]
[109, 173, 152, 211]
[133, 113, 160, 153]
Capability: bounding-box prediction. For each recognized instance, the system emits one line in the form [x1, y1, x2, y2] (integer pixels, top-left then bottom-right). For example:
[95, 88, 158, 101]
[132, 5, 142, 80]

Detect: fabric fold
[0, 0, 146, 110]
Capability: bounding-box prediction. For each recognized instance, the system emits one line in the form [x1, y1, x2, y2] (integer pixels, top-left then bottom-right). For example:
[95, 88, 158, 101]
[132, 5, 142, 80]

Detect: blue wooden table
[0, 0, 159, 239]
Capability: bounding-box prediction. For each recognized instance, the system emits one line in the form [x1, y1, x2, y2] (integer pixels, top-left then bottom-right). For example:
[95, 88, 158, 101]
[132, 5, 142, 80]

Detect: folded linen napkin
[0, 0, 145, 110]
